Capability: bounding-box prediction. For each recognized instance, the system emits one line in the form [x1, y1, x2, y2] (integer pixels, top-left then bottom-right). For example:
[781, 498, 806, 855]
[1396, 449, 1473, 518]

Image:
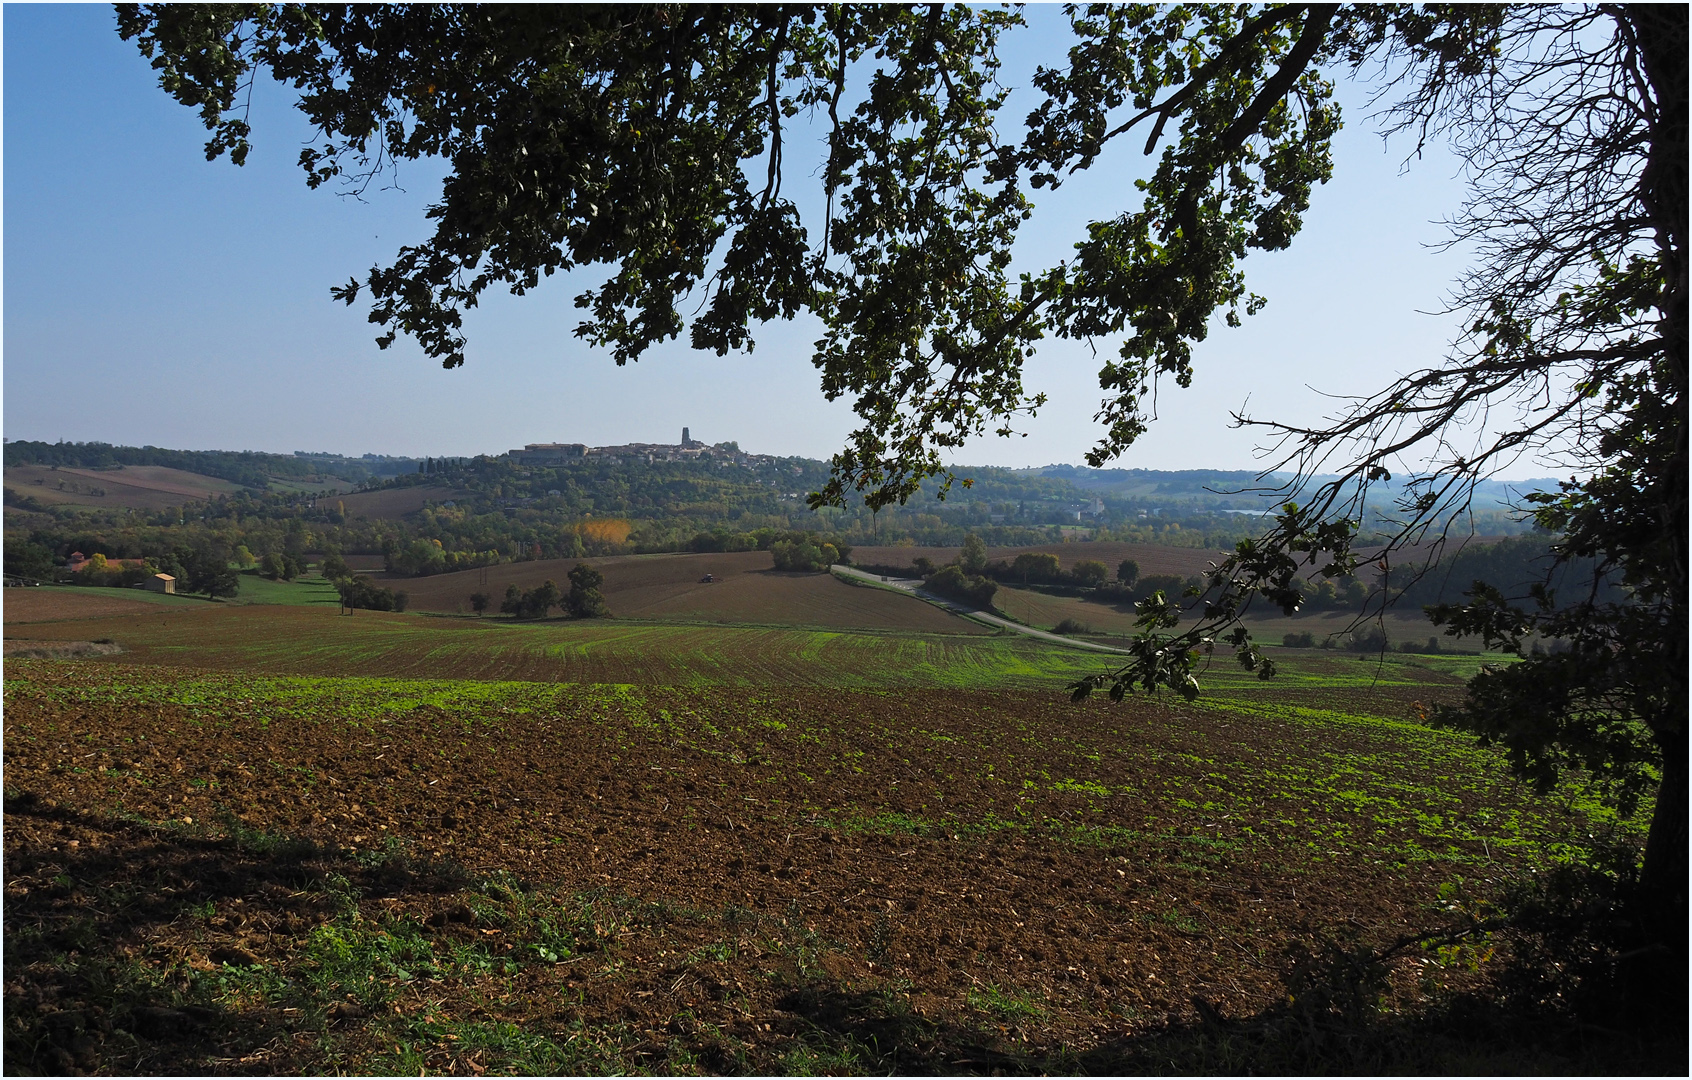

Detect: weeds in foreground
[5, 804, 1681, 1076]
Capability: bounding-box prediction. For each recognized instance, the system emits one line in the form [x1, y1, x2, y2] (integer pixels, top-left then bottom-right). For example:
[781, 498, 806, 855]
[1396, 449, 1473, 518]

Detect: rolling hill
[4, 464, 246, 510]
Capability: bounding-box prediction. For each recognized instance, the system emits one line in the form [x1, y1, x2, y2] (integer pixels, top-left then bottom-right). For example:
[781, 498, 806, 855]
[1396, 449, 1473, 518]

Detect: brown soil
[3, 661, 1543, 1074]
[395, 551, 987, 633]
[2, 640, 123, 660]
[3, 465, 243, 511]
[3, 589, 182, 624]
[0, 602, 1015, 687]
[334, 486, 473, 520]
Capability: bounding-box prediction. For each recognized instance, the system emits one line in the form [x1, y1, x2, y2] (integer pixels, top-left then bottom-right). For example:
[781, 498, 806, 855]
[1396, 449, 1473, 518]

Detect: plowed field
[333, 486, 475, 520]
[3, 661, 1626, 1075]
[394, 551, 985, 633]
[4, 588, 192, 624]
[2, 603, 1079, 688]
[3, 465, 245, 510]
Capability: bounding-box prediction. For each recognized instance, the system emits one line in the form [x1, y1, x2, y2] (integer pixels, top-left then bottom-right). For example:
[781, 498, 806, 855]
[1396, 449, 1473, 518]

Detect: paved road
[832, 565, 1131, 656]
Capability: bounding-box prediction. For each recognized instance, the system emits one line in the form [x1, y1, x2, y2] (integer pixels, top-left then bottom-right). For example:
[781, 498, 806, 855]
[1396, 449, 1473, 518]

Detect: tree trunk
[1635, 724, 1687, 1003]
[1620, 3, 1687, 1024]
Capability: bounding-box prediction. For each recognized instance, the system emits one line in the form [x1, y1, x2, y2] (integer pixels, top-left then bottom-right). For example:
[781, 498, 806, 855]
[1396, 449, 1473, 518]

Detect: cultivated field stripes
[4, 603, 1109, 689]
[3, 657, 1647, 1076]
[7, 662, 1638, 873]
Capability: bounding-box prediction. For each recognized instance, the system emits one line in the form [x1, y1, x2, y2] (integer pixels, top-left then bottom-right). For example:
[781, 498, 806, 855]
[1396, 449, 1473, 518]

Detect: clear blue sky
[6, 5, 1528, 476]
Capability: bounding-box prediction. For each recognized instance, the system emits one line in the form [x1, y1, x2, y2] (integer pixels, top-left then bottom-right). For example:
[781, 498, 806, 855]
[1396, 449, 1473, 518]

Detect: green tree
[338, 574, 400, 612]
[1011, 552, 1061, 585]
[320, 549, 351, 581]
[1116, 559, 1139, 588]
[499, 579, 560, 619]
[117, 3, 1027, 505]
[389, 538, 447, 577]
[1072, 559, 1109, 588]
[565, 564, 608, 618]
[183, 544, 239, 599]
[924, 564, 998, 609]
[499, 583, 522, 617]
[469, 591, 490, 616]
[1024, 5, 1684, 991]
[958, 533, 989, 575]
[526, 579, 561, 619]
[125, 2, 1685, 995]
[769, 533, 845, 572]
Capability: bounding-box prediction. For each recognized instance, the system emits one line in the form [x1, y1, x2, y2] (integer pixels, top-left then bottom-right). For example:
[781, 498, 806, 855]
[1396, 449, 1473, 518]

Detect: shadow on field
[2, 791, 471, 1076]
[772, 985, 1036, 1075]
[5, 788, 1682, 1077]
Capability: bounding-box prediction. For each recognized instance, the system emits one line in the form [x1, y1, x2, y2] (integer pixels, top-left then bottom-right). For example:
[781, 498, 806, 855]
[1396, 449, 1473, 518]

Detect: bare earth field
[993, 588, 1451, 644]
[3, 465, 245, 510]
[2, 655, 1627, 1076]
[333, 486, 473, 521]
[396, 551, 989, 634]
[3, 588, 200, 624]
[2, 560, 1654, 1075]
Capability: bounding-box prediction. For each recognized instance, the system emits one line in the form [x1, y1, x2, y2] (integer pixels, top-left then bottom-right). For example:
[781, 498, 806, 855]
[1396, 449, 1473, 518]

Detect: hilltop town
[506, 428, 775, 468]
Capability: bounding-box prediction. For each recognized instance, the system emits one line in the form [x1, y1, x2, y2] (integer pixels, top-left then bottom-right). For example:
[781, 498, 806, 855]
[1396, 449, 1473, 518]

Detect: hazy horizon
[1, 431, 1561, 493]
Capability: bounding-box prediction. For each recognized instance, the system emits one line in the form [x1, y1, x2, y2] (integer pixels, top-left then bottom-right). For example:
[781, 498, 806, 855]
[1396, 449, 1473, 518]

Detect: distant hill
[2, 440, 360, 490]
[3, 463, 245, 511]
[1026, 463, 1556, 514]
[2, 438, 1548, 599]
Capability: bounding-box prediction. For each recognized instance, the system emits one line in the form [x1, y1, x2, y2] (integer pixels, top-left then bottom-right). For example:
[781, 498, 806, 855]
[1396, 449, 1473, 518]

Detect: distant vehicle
[699, 574, 714, 583]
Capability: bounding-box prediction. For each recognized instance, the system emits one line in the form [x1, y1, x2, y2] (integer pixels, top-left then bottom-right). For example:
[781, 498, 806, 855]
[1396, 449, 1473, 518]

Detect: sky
[4, 5, 1530, 476]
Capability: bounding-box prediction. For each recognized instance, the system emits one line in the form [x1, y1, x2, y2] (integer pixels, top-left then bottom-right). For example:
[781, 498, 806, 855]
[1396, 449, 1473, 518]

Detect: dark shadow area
[3, 791, 471, 1076]
[1071, 988, 1685, 1076]
[775, 985, 1031, 1075]
[6, 789, 1683, 1076]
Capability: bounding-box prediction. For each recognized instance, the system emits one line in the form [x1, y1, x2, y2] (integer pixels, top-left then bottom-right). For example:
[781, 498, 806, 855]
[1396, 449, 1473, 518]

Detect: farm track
[832, 566, 1131, 654]
[2, 660, 1619, 1075]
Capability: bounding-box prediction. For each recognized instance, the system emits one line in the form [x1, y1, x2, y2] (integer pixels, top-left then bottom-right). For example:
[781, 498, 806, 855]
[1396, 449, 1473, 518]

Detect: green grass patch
[234, 571, 342, 606]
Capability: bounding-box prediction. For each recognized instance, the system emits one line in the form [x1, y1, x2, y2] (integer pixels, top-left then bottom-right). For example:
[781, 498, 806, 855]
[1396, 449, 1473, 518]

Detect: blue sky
[5, 5, 1525, 476]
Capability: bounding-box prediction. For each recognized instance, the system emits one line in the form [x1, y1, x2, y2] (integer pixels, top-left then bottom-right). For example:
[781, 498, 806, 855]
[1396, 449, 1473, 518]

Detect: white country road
[831, 565, 1132, 656]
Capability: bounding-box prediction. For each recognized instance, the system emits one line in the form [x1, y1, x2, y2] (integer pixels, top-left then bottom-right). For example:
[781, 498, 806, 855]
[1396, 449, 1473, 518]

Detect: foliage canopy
[121, 1, 1685, 991]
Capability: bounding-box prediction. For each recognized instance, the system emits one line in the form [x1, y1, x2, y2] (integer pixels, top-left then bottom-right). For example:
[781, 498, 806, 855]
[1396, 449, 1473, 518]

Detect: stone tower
[681, 427, 692, 447]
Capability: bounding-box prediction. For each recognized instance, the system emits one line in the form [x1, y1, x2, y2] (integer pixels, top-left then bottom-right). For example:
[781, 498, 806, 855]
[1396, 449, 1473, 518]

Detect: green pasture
[234, 570, 341, 606]
[32, 573, 338, 608]
[32, 585, 206, 609]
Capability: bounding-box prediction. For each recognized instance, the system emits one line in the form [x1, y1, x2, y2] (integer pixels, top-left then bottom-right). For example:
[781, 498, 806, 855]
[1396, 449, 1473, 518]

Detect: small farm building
[145, 573, 175, 594]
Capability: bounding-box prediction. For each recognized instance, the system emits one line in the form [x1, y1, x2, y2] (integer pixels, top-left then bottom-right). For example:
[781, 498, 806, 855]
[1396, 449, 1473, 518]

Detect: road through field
[832, 565, 1131, 655]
